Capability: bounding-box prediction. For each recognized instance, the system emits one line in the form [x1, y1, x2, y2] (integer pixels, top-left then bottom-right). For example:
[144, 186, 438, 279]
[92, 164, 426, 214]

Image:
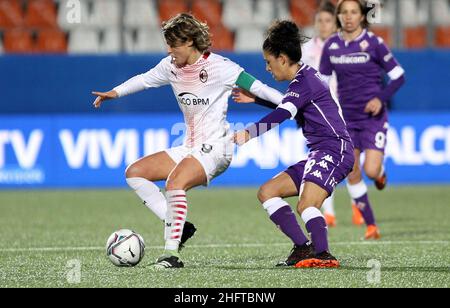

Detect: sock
[164, 190, 188, 252]
[347, 181, 376, 226]
[263, 198, 309, 246]
[322, 193, 335, 216]
[126, 177, 167, 220]
[377, 165, 385, 179]
[302, 207, 329, 255]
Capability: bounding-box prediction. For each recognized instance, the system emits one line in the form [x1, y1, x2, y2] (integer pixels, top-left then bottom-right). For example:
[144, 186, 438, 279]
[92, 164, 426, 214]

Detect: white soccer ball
[106, 229, 145, 267]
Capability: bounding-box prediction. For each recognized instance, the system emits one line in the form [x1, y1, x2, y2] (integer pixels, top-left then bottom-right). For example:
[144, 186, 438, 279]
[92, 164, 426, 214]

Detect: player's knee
[257, 184, 278, 203]
[125, 163, 142, 179]
[364, 164, 381, 180]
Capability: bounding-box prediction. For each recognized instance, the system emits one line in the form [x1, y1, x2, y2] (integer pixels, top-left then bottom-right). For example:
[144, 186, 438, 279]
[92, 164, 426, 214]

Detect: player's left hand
[92, 90, 118, 108]
[364, 98, 383, 116]
[232, 87, 256, 104]
[233, 130, 251, 146]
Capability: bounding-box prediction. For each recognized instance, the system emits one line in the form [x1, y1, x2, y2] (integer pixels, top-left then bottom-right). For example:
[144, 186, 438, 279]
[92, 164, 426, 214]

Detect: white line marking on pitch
[0, 241, 448, 253]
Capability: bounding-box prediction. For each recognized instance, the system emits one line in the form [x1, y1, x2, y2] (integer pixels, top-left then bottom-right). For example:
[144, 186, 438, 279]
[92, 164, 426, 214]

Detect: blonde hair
[162, 13, 211, 52]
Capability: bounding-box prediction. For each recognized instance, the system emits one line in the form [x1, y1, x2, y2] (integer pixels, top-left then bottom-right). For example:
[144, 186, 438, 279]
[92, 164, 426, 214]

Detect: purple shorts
[347, 113, 388, 153]
[285, 141, 354, 196]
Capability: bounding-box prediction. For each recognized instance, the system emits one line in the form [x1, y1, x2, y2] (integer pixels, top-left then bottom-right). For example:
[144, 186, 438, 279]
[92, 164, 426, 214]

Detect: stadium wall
[0, 50, 450, 113]
[1, 113, 450, 188]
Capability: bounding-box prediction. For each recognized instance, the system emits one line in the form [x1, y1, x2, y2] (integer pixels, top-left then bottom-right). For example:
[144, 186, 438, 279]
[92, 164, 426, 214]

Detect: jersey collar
[338, 28, 367, 43]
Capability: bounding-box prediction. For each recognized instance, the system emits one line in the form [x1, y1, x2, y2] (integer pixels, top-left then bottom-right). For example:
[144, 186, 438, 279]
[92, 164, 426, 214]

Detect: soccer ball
[106, 229, 145, 267]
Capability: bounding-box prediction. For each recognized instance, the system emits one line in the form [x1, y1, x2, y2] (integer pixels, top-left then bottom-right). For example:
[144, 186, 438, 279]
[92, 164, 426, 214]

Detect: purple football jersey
[320, 30, 404, 122]
[278, 64, 352, 152]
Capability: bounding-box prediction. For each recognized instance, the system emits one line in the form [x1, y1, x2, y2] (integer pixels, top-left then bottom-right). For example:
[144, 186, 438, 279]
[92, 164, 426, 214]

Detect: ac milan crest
[199, 69, 208, 83]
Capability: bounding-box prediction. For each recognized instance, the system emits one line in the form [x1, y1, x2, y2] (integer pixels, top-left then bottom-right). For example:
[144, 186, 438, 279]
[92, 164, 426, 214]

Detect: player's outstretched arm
[235, 71, 284, 107]
[233, 107, 292, 146]
[92, 90, 119, 108]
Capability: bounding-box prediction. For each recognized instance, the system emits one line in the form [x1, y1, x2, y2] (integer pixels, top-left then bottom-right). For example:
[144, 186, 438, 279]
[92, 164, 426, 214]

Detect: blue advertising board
[0, 113, 450, 188]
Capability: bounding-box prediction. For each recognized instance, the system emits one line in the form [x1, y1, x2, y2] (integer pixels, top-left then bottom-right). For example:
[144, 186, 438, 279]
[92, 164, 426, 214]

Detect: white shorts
[165, 140, 234, 185]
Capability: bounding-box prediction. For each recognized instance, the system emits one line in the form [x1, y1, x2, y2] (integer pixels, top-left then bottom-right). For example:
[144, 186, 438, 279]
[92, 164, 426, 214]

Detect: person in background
[320, 0, 405, 239]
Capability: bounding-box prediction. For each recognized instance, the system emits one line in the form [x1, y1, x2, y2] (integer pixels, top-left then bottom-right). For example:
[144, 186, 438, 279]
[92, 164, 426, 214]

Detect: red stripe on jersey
[172, 229, 181, 233]
[203, 52, 210, 59]
[175, 211, 185, 215]
[171, 235, 181, 240]
[175, 204, 187, 209]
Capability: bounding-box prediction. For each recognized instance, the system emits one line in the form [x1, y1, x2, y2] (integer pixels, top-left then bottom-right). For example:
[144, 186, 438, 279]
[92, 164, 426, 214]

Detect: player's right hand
[92, 90, 118, 108]
[233, 130, 251, 146]
[232, 87, 256, 104]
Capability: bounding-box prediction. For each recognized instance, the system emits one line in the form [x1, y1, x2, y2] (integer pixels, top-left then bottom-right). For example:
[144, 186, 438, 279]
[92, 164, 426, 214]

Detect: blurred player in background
[92, 13, 284, 269]
[320, 0, 405, 239]
[302, 0, 339, 227]
[234, 20, 354, 268]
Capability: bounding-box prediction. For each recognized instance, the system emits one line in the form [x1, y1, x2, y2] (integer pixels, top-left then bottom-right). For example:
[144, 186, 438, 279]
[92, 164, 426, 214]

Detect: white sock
[322, 193, 335, 216]
[378, 165, 385, 179]
[262, 197, 289, 216]
[164, 190, 188, 252]
[301, 207, 324, 224]
[346, 180, 368, 200]
[126, 177, 167, 221]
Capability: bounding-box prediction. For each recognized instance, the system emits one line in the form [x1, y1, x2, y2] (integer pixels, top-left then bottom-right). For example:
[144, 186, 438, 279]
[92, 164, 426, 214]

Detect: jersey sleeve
[113, 57, 171, 97]
[374, 38, 406, 103]
[375, 39, 405, 80]
[319, 43, 333, 77]
[221, 58, 245, 89]
[276, 83, 310, 119]
[235, 71, 284, 105]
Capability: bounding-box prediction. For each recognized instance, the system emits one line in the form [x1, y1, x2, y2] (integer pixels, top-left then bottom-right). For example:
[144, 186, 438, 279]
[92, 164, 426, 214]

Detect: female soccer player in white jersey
[320, 0, 405, 239]
[92, 13, 284, 269]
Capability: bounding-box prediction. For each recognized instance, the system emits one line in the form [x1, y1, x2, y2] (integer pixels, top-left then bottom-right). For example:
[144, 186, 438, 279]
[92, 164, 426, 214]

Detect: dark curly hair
[262, 20, 309, 64]
[162, 13, 211, 52]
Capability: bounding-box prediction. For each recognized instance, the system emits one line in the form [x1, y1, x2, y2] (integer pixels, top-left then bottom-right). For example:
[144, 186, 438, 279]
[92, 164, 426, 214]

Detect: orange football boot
[365, 225, 381, 240]
[375, 172, 387, 190]
[295, 251, 340, 268]
[324, 213, 337, 227]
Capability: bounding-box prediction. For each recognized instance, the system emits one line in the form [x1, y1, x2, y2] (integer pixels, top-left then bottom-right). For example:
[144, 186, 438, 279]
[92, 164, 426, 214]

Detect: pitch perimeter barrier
[0, 112, 449, 188]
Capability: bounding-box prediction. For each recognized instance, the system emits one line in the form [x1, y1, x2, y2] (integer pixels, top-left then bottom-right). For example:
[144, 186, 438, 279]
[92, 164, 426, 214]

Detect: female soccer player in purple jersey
[320, 0, 405, 239]
[234, 2, 342, 228]
[92, 13, 285, 269]
[234, 20, 355, 268]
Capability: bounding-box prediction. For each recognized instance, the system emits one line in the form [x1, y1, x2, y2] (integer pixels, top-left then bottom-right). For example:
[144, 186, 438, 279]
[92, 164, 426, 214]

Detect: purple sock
[305, 217, 329, 254]
[270, 206, 309, 246]
[354, 194, 376, 226]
